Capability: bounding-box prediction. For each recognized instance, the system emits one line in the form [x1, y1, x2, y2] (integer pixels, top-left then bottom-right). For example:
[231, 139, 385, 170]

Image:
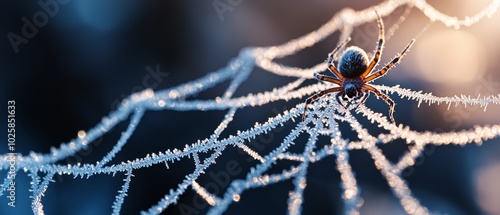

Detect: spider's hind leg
[326, 37, 351, 80]
[361, 11, 385, 78]
[327, 37, 351, 65]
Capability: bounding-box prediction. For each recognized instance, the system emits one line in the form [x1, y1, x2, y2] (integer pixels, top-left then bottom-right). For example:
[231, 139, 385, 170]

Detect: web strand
[1, 0, 500, 214]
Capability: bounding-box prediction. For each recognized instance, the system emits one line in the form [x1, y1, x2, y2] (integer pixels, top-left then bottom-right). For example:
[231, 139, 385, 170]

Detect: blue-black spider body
[302, 11, 416, 123]
[337, 46, 369, 78]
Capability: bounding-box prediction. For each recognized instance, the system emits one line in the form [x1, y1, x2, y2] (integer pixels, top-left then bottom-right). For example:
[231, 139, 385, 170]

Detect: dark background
[1, 0, 500, 214]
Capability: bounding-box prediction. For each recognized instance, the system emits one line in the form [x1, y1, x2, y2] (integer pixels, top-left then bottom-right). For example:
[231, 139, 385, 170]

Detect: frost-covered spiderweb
[2, 0, 500, 214]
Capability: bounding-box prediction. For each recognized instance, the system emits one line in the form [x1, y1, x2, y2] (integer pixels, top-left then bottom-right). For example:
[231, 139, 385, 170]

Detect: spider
[302, 12, 415, 123]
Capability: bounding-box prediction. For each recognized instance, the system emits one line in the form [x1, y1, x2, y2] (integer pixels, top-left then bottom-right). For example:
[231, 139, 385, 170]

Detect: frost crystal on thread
[1, 0, 500, 214]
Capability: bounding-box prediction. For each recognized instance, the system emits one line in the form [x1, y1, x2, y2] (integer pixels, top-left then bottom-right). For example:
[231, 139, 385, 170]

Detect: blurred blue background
[1, 0, 500, 214]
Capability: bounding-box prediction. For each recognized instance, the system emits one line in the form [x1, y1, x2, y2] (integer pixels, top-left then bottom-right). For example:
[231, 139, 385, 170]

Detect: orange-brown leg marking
[314, 73, 342, 85]
[356, 92, 370, 109]
[303, 87, 343, 120]
[328, 65, 344, 81]
[326, 37, 351, 80]
[362, 11, 385, 78]
[336, 92, 347, 109]
[364, 39, 415, 83]
[363, 84, 396, 123]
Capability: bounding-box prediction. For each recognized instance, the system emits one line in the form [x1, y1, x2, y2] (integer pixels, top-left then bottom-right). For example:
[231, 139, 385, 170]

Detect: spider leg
[327, 37, 351, 80]
[353, 90, 364, 100]
[314, 73, 342, 85]
[364, 39, 415, 83]
[336, 91, 347, 109]
[363, 84, 396, 123]
[355, 91, 370, 109]
[303, 87, 343, 120]
[361, 11, 385, 78]
[328, 37, 351, 64]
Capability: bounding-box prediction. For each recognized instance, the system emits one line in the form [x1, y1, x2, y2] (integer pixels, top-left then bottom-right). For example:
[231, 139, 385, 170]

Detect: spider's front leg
[335, 92, 347, 109]
[303, 87, 343, 120]
[363, 85, 396, 123]
[355, 91, 370, 109]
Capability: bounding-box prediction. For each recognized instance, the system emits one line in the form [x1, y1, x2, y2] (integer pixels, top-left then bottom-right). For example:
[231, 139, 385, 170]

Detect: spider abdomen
[338, 46, 369, 78]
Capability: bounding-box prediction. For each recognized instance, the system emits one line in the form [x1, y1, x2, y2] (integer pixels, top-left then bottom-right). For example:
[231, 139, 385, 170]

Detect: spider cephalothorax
[303, 12, 415, 123]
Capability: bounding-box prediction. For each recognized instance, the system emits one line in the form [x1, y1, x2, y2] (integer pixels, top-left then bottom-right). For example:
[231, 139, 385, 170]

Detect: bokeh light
[415, 29, 486, 84]
[74, 0, 140, 31]
[475, 162, 500, 215]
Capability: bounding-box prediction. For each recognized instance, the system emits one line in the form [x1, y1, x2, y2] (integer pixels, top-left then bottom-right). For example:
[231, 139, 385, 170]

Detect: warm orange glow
[77, 130, 86, 139]
[475, 163, 500, 215]
[415, 30, 486, 84]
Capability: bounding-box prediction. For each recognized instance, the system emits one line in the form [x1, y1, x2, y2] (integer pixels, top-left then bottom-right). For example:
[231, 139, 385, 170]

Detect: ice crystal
[1, 0, 500, 214]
